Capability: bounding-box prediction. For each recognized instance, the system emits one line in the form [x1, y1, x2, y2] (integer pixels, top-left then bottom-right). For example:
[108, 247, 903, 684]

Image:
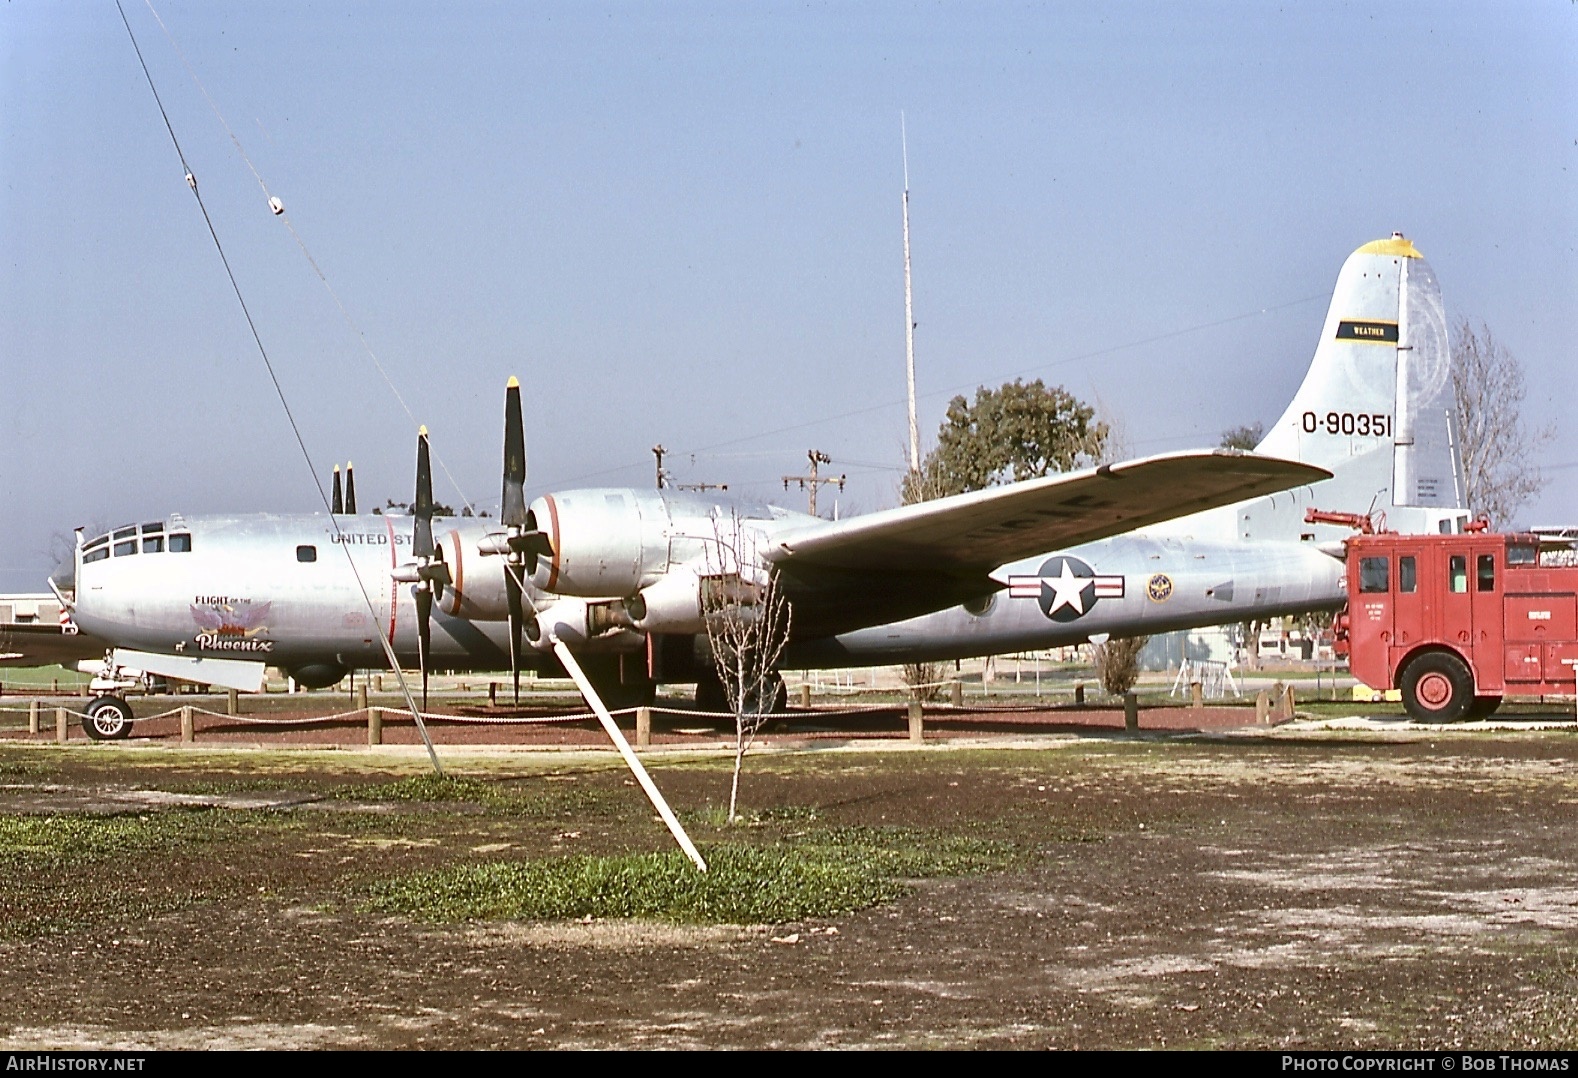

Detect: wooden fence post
[907, 700, 924, 744]
[181, 706, 194, 745]
[55, 708, 67, 744]
[1123, 692, 1138, 732]
[951, 680, 964, 707]
[1256, 690, 1271, 724]
[368, 707, 382, 746]
[636, 706, 652, 748]
[28, 700, 39, 735]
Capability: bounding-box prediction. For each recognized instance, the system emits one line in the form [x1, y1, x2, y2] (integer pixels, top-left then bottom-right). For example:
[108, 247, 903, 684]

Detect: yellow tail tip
[507, 375, 520, 389]
[419, 425, 428, 436]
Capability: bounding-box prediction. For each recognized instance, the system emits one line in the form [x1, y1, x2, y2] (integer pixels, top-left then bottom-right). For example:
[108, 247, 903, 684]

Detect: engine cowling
[529, 490, 673, 597]
[434, 530, 512, 620]
[628, 570, 705, 635]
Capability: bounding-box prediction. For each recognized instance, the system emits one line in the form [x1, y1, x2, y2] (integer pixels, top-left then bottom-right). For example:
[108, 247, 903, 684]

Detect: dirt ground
[0, 712, 1574, 1050]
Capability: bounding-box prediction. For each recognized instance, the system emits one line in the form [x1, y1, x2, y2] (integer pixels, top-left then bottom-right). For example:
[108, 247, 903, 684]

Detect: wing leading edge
[767, 450, 1331, 574]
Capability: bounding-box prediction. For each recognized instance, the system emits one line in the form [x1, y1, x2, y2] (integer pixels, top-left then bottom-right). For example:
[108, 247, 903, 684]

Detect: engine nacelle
[524, 596, 646, 652]
[435, 531, 512, 620]
[528, 490, 673, 597]
[628, 570, 705, 635]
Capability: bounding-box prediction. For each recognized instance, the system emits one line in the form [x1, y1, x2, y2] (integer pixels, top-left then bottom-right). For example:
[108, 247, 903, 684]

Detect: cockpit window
[83, 547, 109, 564]
[113, 526, 137, 540]
[169, 534, 192, 553]
[113, 540, 137, 557]
[143, 522, 164, 533]
[142, 536, 164, 554]
[297, 545, 317, 563]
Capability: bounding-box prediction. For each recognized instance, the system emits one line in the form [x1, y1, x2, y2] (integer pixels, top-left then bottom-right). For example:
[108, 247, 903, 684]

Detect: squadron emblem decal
[1007, 556, 1124, 622]
[1146, 573, 1174, 603]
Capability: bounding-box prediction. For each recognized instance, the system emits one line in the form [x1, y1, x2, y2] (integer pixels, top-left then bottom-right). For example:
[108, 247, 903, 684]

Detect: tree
[702, 514, 793, 823]
[1093, 635, 1146, 697]
[1218, 425, 1267, 667]
[1219, 422, 1264, 452]
[897, 379, 1109, 699]
[901, 379, 1108, 503]
[1451, 319, 1552, 526]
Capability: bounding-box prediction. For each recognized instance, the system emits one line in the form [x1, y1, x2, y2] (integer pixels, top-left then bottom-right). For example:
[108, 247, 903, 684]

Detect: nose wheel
[82, 695, 135, 741]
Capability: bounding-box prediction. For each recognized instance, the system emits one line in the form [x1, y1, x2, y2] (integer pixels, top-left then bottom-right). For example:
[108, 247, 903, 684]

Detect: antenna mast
[901, 113, 920, 473]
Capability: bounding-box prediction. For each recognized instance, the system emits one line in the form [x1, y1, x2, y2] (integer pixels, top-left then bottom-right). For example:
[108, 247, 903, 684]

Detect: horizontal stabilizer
[111, 648, 266, 694]
[768, 451, 1330, 574]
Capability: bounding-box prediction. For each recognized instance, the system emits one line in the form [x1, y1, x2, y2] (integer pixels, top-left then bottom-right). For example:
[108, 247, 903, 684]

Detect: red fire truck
[1336, 529, 1578, 722]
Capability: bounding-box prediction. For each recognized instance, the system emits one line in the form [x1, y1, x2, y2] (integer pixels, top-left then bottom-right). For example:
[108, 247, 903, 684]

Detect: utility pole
[782, 450, 846, 518]
[901, 113, 920, 474]
[652, 444, 669, 489]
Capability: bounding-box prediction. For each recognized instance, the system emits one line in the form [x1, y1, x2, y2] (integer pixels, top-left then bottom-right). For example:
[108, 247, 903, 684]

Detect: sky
[2, 1, 1574, 591]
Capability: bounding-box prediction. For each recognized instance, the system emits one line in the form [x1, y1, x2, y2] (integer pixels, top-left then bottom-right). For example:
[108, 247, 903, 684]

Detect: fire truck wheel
[1399, 653, 1474, 723]
[1466, 695, 1503, 720]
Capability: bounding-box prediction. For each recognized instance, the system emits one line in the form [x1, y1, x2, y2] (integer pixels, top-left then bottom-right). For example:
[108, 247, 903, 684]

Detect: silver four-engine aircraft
[64, 234, 1468, 738]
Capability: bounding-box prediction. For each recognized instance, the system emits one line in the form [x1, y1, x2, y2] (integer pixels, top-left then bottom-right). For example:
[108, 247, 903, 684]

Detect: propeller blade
[502, 377, 527, 528]
[505, 565, 524, 704]
[344, 462, 357, 515]
[331, 466, 343, 515]
[414, 427, 434, 560]
[415, 585, 432, 711]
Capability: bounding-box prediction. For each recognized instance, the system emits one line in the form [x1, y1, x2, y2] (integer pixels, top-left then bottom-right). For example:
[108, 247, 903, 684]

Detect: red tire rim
[1416, 672, 1453, 709]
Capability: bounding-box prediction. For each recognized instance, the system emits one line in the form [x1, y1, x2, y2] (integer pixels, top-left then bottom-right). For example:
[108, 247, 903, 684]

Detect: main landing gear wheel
[1399, 652, 1474, 724]
[82, 695, 134, 741]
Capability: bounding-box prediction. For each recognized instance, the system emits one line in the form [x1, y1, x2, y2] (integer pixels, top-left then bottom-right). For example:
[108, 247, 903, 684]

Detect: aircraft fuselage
[71, 510, 1345, 684]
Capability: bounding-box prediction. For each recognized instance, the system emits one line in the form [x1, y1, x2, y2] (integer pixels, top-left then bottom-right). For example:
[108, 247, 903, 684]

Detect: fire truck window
[1507, 545, 1537, 566]
[1359, 557, 1389, 593]
[1477, 553, 1496, 592]
[1449, 555, 1467, 593]
[1399, 556, 1416, 593]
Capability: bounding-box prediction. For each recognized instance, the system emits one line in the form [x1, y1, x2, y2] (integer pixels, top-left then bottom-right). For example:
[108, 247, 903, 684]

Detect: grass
[0, 810, 244, 868]
[0, 808, 299, 938]
[334, 772, 627, 818]
[364, 826, 1018, 924]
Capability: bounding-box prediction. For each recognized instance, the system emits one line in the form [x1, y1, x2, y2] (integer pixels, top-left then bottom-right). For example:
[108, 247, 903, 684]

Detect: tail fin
[1254, 233, 1467, 532]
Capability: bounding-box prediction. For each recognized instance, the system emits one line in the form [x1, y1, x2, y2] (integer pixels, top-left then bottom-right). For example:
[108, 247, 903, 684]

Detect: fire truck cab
[1339, 531, 1578, 721]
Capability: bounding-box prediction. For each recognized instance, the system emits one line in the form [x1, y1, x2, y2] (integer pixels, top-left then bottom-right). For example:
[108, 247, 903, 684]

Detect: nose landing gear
[82, 695, 135, 740]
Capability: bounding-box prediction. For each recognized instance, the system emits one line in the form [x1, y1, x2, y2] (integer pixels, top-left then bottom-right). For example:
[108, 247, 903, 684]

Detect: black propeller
[493, 377, 552, 704]
[406, 429, 451, 710]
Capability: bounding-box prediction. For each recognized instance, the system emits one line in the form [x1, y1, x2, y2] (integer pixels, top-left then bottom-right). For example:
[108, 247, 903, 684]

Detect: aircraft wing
[767, 450, 1330, 573]
[0, 623, 108, 668]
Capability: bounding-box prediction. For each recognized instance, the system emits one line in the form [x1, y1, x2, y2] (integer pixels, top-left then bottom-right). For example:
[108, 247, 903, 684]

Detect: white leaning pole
[552, 639, 708, 873]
